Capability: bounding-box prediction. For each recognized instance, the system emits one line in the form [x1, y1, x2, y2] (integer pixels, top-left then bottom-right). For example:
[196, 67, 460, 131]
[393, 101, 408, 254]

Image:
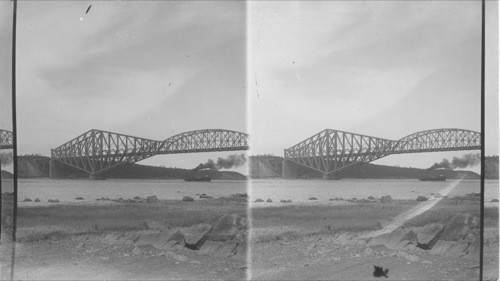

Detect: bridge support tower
[323, 173, 341, 180]
[49, 159, 66, 178]
[282, 159, 298, 178]
[89, 173, 106, 180]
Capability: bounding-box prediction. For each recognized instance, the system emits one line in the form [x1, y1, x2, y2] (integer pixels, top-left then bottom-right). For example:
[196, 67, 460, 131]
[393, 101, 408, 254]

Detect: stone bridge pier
[282, 159, 298, 178]
[49, 159, 66, 178]
[89, 173, 106, 180]
[323, 173, 341, 180]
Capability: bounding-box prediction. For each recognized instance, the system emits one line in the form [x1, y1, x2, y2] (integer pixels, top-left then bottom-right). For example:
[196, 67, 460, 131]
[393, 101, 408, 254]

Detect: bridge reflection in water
[283, 128, 481, 180]
[50, 129, 249, 179]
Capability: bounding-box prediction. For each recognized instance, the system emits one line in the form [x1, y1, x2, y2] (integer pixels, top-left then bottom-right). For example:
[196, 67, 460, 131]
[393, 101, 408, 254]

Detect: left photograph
[1, 0, 15, 279]
[9, 1, 248, 280]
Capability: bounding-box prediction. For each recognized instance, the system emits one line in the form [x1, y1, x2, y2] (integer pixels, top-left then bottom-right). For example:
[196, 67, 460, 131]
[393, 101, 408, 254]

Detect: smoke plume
[0, 152, 13, 167]
[193, 154, 247, 171]
[427, 153, 481, 171]
[215, 154, 246, 169]
[451, 153, 481, 168]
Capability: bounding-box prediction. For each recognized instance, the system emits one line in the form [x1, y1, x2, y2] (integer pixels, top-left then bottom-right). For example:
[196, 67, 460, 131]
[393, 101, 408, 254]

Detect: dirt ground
[1, 194, 248, 280]
[1, 193, 498, 280]
[250, 197, 497, 281]
[3, 231, 246, 280]
[251, 231, 488, 280]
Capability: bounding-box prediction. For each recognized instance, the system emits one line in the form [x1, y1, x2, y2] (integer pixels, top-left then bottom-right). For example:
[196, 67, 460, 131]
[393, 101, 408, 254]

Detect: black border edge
[480, 0, 485, 280]
[10, 0, 18, 280]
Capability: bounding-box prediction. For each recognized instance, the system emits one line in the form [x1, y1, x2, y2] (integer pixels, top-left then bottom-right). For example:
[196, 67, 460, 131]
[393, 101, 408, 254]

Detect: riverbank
[2, 195, 248, 280]
[251, 194, 497, 280]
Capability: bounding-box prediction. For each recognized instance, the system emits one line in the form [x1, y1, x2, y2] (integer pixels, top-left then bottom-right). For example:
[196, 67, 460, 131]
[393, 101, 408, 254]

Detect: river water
[251, 178, 498, 207]
[12, 178, 498, 207]
[17, 178, 246, 206]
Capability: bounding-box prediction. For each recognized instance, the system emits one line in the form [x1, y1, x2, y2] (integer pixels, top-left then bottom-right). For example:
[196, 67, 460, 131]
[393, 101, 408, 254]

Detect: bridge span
[0, 129, 13, 150]
[283, 128, 481, 180]
[50, 129, 249, 179]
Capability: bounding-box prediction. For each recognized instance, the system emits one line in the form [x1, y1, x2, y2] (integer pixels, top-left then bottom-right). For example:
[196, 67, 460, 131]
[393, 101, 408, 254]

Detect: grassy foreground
[252, 197, 493, 243]
[16, 199, 247, 242]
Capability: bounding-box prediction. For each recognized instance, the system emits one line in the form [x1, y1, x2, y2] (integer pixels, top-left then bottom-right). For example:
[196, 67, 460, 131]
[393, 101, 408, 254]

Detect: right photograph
[249, 1, 498, 280]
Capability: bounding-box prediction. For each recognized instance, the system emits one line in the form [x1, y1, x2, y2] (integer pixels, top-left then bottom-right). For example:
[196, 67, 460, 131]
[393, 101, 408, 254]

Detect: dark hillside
[250, 155, 483, 180]
[15, 155, 246, 180]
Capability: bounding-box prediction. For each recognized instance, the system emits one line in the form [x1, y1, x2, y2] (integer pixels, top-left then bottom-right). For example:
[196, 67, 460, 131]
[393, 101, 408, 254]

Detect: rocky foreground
[252, 213, 490, 280]
[6, 214, 248, 280]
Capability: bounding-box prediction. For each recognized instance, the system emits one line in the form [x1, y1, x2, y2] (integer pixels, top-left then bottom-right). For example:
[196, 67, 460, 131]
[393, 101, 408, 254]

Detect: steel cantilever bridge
[50, 129, 249, 179]
[0, 129, 13, 149]
[283, 128, 481, 180]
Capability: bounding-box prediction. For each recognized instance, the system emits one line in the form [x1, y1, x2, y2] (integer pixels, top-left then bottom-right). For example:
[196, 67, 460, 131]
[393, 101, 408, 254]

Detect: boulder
[430, 240, 470, 257]
[308, 197, 318, 200]
[491, 199, 499, 202]
[23, 198, 32, 202]
[54, 199, 59, 202]
[369, 229, 417, 250]
[198, 241, 238, 258]
[255, 198, 264, 202]
[135, 230, 185, 250]
[440, 214, 479, 241]
[417, 196, 428, 202]
[208, 214, 245, 242]
[199, 240, 225, 256]
[199, 194, 208, 199]
[133, 196, 141, 200]
[380, 195, 392, 203]
[231, 193, 248, 198]
[416, 224, 444, 249]
[266, 198, 273, 202]
[465, 237, 481, 259]
[161, 240, 184, 251]
[146, 196, 159, 203]
[48, 199, 55, 203]
[364, 247, 373, 256]
[214, 242, 239, 258]
[101, 233, 123, 245]
[34, 198, 40, 202]
[182, 196, 194, 202]
[183, 223, 213, 249]
[131, 247, 142, 256]
[367, 196, 375, 200]
[75, 197, 84, 200]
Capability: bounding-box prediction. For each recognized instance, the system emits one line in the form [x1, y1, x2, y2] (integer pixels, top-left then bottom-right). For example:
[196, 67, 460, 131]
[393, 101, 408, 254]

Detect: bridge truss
[284, 128, 481, 177]
[51, 129, 249, 175]
[0, 129, 13, 149]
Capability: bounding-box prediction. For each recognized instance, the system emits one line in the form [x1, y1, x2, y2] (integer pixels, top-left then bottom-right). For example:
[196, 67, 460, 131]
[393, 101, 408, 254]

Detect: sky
[0, 1, 498, 175]
[6, 1, 247, 172]
[0, 1, 13, 130]
[249, 1, 498, 172]
[0, 1, 13, 173]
